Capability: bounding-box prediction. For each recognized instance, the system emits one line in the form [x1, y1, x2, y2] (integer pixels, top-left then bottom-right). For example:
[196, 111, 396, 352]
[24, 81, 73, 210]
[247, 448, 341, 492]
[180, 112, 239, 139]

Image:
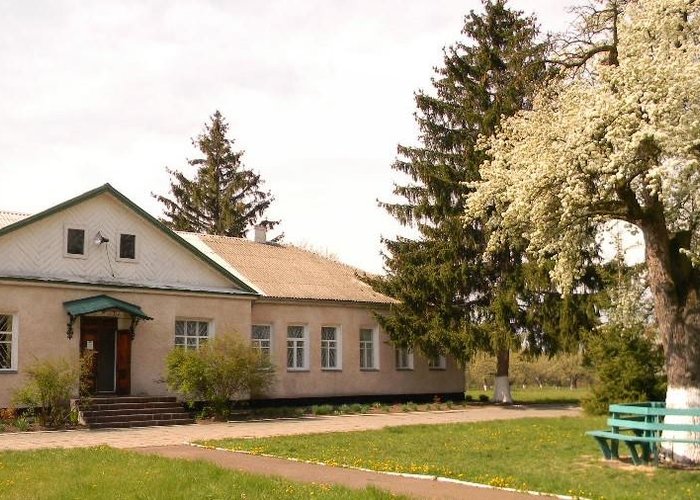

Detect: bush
[582, 324, 666, 415]
[311, 404, 333, 416]
[478, 394, 489, 403]
[12, 357, 78, 427]
[165, 334, 275, 417]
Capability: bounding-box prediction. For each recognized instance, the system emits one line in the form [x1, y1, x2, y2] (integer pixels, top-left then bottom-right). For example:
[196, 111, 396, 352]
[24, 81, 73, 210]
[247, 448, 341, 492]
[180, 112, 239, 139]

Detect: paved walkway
[135, 444, 536, 499]
[0, 405, 579, 451]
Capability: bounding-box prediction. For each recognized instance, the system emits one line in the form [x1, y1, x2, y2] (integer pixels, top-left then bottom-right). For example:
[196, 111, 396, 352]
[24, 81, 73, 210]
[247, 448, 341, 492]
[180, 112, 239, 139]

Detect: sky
[0, 0, 580, 273]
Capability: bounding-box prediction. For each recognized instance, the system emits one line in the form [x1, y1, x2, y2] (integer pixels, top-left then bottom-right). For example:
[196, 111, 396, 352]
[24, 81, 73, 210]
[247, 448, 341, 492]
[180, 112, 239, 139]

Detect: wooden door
[116, 330, 132, 395]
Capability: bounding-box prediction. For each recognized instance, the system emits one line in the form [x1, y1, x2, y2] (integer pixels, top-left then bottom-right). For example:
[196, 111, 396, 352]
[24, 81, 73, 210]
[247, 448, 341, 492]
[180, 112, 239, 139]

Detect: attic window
[119, 234, 136, 260]
[66, 228, 85, 256]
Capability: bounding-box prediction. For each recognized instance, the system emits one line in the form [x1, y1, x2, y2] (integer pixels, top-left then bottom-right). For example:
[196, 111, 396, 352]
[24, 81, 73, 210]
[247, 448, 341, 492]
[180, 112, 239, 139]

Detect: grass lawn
[466, 386, 590, 404]
[0, 446, 399, 499]
[202, 416, 700, 499]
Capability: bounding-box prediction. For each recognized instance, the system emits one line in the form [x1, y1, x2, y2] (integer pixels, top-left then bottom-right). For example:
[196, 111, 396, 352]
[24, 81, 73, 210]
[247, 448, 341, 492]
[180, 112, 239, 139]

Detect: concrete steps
[77, 396, 194, 429]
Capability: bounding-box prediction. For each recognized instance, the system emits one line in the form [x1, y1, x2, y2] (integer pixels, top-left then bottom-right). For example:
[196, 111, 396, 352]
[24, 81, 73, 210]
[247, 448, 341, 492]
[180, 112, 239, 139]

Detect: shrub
[165, 334, 275, 417]
[311, 404, 333, 416]
[14, 416, 30, 432]
[478, 394, 489, 403]
[582, 324, 666, 415]
[12, 357, 78, 427]
[349, 403, 362, 414]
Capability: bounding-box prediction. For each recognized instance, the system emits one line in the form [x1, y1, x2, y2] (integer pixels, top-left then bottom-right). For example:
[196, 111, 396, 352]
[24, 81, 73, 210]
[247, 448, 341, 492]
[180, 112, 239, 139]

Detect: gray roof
[0, 211, 29, 229]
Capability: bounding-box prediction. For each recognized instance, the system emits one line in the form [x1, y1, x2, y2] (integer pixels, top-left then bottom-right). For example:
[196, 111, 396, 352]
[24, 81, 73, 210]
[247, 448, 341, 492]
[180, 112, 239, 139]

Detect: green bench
[586, 402, 700, 465]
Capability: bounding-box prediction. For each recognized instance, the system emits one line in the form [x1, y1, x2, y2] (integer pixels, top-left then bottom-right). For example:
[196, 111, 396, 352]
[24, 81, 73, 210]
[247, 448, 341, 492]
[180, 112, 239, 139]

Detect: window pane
[174, 336, 185, 346]
[175, 321, 185, 336]
[186, 321, 196, 336]
[66, 229, 85, 255]
[0, 315, 11, 332]
[0, 342, 10, 369]
[360, 329, 372, 342]
[329, 349, 336, 367]
[321, 327, 336, 340]
[119, 234, 136, 259]
[186, 337, 197, 346]
[287, 342, 295, 367]
[252, 325, 271, 340]
[321, 348, 328, 367]
[288, 326, 304, 338]
[198, 322, 209, 337]
[296, 345, 304, 367]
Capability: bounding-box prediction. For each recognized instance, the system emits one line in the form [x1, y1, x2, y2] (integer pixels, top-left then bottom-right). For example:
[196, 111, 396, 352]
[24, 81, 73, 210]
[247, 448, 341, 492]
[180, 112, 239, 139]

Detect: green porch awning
[63, 295, 152, 339]
[64, 295, 153, 320]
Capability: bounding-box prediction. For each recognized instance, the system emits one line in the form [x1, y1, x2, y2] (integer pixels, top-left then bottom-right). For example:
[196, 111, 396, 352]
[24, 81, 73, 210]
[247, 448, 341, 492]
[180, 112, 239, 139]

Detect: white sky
[0, 0, 579, 273]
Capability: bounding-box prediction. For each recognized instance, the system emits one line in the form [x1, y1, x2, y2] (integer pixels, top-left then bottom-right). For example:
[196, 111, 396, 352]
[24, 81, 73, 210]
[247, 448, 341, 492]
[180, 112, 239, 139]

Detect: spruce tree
[154, 111, 278, 237]
[366, 1, 572, 402]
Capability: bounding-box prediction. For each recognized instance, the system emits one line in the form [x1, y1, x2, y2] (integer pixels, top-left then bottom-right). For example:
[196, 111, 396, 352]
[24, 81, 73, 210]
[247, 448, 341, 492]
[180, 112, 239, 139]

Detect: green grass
[0, 446, 400, 499]
[202, 416, 700, 499]
[466, 386, 590, 404]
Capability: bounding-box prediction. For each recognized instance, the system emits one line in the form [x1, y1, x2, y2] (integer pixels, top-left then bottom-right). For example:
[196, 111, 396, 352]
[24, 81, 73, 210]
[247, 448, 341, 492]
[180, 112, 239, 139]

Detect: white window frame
[0, 313, 18, 372]
[428, 354, 447, 370]
[251, 324, 272, 360]
[286, 325, 309, 371]
[320, 325, 342, 370]
[359, 327, 379, 370]
[116, 230, 139, 263]
[174, 318, 212, 350]
[395, 347, 414, 370]
[63, 225, 88, 259]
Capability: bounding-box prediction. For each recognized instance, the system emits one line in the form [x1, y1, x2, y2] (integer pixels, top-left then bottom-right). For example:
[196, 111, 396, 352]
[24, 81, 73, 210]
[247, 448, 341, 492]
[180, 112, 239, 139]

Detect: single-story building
[0, 184, 465, 409]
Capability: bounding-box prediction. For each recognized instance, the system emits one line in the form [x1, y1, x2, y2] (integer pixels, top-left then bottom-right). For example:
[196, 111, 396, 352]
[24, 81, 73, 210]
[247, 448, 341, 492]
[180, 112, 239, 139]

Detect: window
[359, 328, 378, 370]
[320, 326, 341, 370]
[118, 233, 136, 260]
[0, 314, 17, 371]
[174, 319, 210, 350]
[286, 325, 308, 370]
[395, 347, 414, 370]
[428, 354, 447, 370]
[65, 228, 85, 256]
[251, 324, 272, 359]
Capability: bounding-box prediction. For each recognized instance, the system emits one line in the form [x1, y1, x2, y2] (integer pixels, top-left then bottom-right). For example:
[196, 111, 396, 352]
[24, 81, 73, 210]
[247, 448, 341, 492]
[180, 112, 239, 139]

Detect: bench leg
[623, 441, 643, 465]
[611, 438, 619, 459]
[593, 437, 613, 460]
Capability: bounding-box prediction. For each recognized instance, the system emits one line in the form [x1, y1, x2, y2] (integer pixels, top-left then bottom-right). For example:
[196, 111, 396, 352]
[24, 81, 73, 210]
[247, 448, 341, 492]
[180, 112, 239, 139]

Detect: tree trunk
[643, 221, 700, 463]
[493, 349, 513, 404]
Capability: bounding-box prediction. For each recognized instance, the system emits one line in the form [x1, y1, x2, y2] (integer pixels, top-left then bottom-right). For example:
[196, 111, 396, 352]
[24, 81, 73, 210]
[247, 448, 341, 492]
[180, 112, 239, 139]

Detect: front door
[116, 330, 132, 395]
[80, 317, 119, 394]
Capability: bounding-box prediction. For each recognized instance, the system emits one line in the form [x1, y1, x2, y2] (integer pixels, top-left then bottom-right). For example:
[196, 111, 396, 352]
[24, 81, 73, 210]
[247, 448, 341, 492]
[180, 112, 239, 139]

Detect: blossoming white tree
[468, 0, 700, 462]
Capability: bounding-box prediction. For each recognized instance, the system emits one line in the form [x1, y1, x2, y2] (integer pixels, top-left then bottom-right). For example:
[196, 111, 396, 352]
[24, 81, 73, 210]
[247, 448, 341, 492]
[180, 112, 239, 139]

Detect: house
[0, 184, 465, 409]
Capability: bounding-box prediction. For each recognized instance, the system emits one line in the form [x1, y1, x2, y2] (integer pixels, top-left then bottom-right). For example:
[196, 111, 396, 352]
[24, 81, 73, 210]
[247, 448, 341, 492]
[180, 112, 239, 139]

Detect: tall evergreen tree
[154, 111, 278, 237]
[366, 1, 580, 402]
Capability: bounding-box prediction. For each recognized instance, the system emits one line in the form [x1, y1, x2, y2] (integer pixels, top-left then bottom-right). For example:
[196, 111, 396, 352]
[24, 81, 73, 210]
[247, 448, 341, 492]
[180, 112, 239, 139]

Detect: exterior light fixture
[94, 231, 109, 245]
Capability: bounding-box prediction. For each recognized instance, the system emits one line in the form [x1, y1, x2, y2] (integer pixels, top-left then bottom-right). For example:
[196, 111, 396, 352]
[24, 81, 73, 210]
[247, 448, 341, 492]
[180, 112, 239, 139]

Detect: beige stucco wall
[0, 281, 252, 407]
[1, 283, 464, 408]
[251, 300, 465, 399]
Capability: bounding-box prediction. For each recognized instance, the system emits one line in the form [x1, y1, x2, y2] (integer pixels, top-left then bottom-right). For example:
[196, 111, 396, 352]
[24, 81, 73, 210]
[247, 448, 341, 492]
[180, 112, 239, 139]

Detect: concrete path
[0, 405, 579, 451]
[135, 444, 536, 500]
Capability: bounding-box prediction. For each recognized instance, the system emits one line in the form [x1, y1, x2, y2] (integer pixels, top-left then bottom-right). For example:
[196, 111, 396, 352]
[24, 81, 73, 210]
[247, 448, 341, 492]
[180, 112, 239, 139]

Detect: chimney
[254, 224, 267, 243]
